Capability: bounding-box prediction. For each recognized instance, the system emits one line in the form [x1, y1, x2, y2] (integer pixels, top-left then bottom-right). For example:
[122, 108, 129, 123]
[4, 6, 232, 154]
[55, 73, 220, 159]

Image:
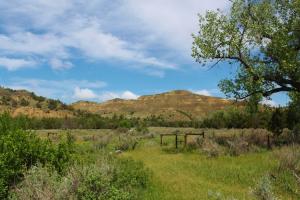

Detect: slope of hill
[72, 90, 237, 121]
[0, 87, 75, 118]
[0, 87, 239, 120]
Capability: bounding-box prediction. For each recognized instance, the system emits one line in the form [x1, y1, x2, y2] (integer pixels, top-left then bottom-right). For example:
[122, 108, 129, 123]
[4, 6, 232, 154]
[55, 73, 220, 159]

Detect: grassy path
[123, 139, 293, 200]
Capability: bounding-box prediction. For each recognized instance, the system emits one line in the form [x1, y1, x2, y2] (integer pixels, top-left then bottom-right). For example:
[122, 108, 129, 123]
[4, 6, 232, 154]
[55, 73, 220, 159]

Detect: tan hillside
[72, 90, 238, 121]
[0, 87, 75, 118]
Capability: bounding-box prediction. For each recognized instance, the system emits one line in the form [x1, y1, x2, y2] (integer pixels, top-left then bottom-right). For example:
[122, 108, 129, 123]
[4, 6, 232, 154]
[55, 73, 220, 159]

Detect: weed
[251, 176, 277, 200]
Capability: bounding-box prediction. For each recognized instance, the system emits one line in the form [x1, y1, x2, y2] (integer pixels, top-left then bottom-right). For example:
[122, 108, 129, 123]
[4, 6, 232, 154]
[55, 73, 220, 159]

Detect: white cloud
[50, 58, 73, 70]
[73, 87, 97, 99]
[0, 57, 36, 70]
[192, 89, 212, 96]
[2, 77, 140, 103]
[121, 91, 139, 99]
[261, 98, 277, 107]
[0, 0, 229, 72]
[0, 0, 177, 71]
[122, 0, 229, 56]
[99, 91, 139, 101]
[3, 78, 107, 102]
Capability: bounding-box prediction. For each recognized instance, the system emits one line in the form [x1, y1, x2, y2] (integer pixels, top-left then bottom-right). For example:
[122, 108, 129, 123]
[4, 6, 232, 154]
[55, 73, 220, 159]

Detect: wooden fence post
[160, 135, 163, 146]
[175, 134, 178, 149]
[184, 134, 187, 147]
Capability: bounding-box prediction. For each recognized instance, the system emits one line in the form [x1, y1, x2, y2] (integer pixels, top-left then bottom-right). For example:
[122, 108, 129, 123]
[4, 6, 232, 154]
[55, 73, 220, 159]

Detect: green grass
[123, 138, 295, 200]
[35, 128, 299, 199]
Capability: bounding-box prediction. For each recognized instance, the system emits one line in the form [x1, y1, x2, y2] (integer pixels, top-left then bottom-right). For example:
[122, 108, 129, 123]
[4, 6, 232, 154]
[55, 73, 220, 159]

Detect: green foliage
[192, 0, 300, 100]
[135, 122, 149, 134]
[0, 113, 74, 199]
[115, 135, 138, 151]
[9, 158, 150, 200]
[19, 98, 29, 106]
[268, 108, 286, 136]
[275, 145, 300, 175]
[30, 92, 45, 102]
[0, 96, 12, 106]
[287, 93, 300, 130]
[200, 107, 272, 129]
[252, 176, 277, 200]
[48, 99, 59, 110]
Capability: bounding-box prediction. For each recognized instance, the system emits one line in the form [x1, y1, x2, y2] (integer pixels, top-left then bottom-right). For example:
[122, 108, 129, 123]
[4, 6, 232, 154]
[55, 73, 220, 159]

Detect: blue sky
[0, 0, 289, 106]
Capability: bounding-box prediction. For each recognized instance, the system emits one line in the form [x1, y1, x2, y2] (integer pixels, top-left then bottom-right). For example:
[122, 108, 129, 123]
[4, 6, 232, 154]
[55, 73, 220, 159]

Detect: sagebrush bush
[227, 137, 249, 156]
[0, 113, 74, 199]
[93, 135, 112, 150]
[8, 166, 74, 200]
[9, 158, 150, 200]
[274, 145, 300, 175]
[199, 138, 223, 158]
[115, 135, 138, 151]
[251, 176, 277, 200]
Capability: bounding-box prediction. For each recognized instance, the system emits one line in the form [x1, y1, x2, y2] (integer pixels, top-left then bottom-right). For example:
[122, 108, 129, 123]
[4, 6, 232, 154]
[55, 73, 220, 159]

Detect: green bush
[115, 135, 138, 151]
[251, 176, 277, 200]
[0, 113, 74, 199]
[9, 158, 150, 200]
[19, 98, 29, 107]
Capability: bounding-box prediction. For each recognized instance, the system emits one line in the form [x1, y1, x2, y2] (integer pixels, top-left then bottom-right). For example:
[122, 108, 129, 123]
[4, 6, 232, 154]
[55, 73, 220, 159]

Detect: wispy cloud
[0, 57, 36, 70]
[73, 87, 98, 99]
[1, 78, 140, 103]
[3, 78, 107, 102]
[0, 0, 179, 72]
[98, 91, 139, 102]
[192, 89, 212, 96]
[191, 89, 221, 97]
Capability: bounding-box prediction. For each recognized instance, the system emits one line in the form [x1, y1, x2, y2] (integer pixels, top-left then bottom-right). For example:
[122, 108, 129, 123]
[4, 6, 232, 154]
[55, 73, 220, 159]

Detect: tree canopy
[192, 0, 300, 100]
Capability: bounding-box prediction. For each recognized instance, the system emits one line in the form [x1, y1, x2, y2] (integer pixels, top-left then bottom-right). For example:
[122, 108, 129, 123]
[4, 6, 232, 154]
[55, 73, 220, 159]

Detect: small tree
[268, 108, 286, 136]
[48, 99, 58, 110]
[20, 98, 29, 106]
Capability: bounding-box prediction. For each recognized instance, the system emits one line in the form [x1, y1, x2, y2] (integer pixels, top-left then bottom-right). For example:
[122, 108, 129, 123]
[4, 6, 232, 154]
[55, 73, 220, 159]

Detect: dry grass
[72, 90, 235, 121]
[274, 145, 300, 175]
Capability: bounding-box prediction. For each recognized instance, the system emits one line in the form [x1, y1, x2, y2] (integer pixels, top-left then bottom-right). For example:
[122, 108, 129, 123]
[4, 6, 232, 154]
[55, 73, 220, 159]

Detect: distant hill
[0, 87, 75, 118]
[0, 87, 241, 120]
[72, 90, 238, 121]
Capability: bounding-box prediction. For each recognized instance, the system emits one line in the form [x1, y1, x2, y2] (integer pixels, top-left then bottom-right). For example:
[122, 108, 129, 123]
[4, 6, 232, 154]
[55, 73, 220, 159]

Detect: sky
[0, 0, 289, 106]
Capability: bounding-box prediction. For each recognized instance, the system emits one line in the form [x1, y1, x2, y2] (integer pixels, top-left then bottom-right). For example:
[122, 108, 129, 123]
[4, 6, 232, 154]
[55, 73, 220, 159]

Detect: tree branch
[237, 86, 296, 100]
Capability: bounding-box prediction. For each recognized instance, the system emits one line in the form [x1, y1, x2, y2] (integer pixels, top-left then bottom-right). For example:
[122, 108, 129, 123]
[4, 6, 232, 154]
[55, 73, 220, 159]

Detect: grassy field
[36, 128, 299, 200]
[124, 140, 277, 199]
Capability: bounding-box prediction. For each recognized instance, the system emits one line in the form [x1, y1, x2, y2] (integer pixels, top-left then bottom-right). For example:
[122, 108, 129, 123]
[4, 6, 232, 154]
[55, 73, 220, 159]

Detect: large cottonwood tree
[192, 0, 300, 100]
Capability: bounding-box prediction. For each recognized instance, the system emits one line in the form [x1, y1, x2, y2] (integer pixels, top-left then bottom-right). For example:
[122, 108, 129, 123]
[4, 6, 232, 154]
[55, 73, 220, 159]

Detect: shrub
[115, 135, 138, 151]
[268, 108, 286, 137]
[251, 176, 277, 200]
[135, 123, 149, 134]
[227, 137, 249, 156]
[8, 166, 74, 200]
[0, 113, 74, 198]
[292, 124, 300, 143]
[186, 140, 200, 150]
[93, 135, 112, 150]
[9, 158, 149, 200]
[244, 130, 268, 148]
[20, 98, 29, 106]
[274, 145, 300, 175]
[199, 138, 223, 158]
[48, 100, 59, 110]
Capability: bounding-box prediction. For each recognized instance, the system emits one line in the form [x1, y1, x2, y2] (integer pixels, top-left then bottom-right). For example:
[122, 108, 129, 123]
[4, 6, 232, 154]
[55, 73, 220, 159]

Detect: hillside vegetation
[0, 87, 241, 122]
[0, 87, 75, 118]
[72, 90, 238, 121]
